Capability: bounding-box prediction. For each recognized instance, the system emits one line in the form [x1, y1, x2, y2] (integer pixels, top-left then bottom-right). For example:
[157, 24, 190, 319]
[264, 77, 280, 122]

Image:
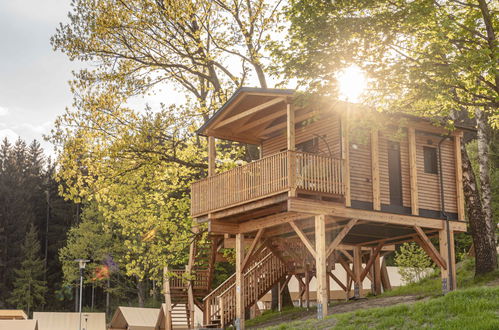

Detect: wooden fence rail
[191, 151, 343, 216]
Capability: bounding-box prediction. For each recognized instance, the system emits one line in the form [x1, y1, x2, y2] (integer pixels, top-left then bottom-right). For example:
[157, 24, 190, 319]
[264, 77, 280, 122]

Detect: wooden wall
[260, 111, 459, 217]
[261, 113, 341, 158]
[415, 133, 457, 214]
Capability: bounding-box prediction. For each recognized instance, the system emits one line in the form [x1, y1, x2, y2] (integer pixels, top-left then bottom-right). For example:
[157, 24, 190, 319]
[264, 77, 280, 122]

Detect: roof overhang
[197, 87, 295, 144]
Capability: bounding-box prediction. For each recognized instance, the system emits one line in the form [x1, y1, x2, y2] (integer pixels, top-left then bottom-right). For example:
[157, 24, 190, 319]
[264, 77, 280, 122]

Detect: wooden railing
[169, 269, 210, 291]
[203, 251, 287, 327]
[191, 151, 343, 216]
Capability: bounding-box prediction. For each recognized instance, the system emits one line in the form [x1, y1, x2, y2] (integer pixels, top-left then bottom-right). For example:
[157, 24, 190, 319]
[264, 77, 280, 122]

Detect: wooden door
[387, 141, 403, 206]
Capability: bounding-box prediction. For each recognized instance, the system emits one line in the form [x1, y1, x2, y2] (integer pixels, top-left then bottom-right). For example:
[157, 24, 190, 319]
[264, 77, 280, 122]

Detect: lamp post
[75, 259, 90, 330]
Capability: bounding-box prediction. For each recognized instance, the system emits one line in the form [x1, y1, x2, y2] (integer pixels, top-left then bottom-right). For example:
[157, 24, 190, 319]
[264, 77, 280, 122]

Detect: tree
[8, 224, 47, 315]
[276, 0, 498, 275]
[395, 242, 434, 284]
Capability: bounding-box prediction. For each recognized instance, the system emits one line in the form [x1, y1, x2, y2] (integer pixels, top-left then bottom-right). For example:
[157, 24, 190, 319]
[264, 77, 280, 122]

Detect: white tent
[0, 319, 38, 330]
[109, 307, 160, 330]
[0, 309, 28, 320]
[33, 312, 105, 330]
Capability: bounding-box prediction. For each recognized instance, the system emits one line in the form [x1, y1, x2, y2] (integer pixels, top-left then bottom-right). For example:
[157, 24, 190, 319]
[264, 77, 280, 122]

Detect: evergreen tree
[8, 224, 47, 315]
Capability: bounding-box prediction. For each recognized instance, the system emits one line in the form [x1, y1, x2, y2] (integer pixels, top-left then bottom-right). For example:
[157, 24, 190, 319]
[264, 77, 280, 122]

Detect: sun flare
[336, 65, 367, 102]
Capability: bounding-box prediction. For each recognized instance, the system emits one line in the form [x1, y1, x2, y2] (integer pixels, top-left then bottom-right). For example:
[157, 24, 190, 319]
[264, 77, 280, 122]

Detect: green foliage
[8, 224, 47, 315]
[394, 242, 434, 284]
[275, 0, 498, 125]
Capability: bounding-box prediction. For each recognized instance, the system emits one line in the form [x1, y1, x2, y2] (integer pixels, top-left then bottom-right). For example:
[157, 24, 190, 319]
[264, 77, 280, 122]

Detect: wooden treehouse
[163, 88, 468, 329]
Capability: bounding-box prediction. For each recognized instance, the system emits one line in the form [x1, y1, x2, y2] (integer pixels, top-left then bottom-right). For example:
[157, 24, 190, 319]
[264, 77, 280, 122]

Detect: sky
[0, 1, 81, 153]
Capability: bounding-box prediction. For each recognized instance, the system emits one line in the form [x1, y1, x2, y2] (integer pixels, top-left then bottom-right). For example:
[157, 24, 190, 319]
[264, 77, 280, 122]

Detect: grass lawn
[247, 257, 499, 329]
[265, 286, 499, 329]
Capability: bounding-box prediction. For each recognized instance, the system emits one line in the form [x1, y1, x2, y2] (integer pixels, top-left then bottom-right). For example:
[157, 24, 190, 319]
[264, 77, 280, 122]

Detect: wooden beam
[208, 220, 239, 235]
[374, 251, 382, 295]
[208, 136, 216, 177]
[214, 97, 285, 128]
[329, 271, 348, 292]
[414, 226, 447, 269]
[241, 229, 264, 270]
[163, 266, 172, 330]
[288, 198, 467, 232]
[342, 111, 351, 207]
[337, 255, 355, 279]
[287, 103, 295, 151]
[235, 233, 244, 329]
[380, 257, 391, 291]
[360, 243, 383, 281]
[239, 108, 286, 133]
[353, 246, 362, 298]
[454, 135, 465, 221]
[371, 129, 381, 210]
[408, 127, 419, 215]
[339, 249, 353, 262]
[315, 214, 328, 319]
[239, 212, 308, 233]
[326, 218, 358, 257]
[290, 221, 317, 259]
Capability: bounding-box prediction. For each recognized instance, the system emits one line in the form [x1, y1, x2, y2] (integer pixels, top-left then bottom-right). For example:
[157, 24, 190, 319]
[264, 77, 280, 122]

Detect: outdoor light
[74, 259, 90, 330]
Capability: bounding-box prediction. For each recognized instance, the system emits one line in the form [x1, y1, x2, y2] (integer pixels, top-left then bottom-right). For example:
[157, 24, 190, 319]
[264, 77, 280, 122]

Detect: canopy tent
[32, 312, 105, 330]
[0, 309, 28, 320]
[109, 307, 160, 330]
[0, 320, 38, 330]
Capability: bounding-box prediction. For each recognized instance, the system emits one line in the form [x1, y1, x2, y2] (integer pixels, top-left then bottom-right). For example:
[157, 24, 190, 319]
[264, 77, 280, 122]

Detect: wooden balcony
[191, 151, 344, 217]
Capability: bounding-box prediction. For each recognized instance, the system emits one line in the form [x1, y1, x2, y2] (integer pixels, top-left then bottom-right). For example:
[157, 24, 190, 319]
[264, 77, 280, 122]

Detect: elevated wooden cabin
[167, 88, 468, 329]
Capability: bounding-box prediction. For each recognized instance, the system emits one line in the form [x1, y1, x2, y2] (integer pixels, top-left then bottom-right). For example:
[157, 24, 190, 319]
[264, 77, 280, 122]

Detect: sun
[336, 65, 367, 103]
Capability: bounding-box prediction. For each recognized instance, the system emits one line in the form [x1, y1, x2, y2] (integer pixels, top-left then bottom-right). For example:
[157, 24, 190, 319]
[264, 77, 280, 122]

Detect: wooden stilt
[353, 246, 362, 299]
[439, 229, 456, 292]
[380, 257, 392, 291]
[235, 233, 245, 330]
[163, 266, 172, 330]
[374, 252, 382, 295]
[305, 264, 310, 310]
[315, 214, 328, 319]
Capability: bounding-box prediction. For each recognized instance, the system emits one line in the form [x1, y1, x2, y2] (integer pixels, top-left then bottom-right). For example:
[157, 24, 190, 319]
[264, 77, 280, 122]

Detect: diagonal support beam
[329, 271, 347, 292]
[414, 226, 447, 270]
[360, 243, 384, 281]
[337, 255, 355, 279]
[242, 229, 265, 270]
[290, 221, 317, 259]
[326, 219, 358, 257]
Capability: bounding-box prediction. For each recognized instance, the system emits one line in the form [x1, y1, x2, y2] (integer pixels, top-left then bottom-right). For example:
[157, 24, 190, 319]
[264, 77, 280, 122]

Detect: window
[423, 146, 438, 174]
[296, 137, 319, 153]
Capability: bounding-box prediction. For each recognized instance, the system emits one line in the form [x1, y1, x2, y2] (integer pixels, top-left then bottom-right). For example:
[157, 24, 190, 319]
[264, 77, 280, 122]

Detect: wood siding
[349, 130, 372, 203]
[415, 133, 457, 214]
[262, 113, 341, 158]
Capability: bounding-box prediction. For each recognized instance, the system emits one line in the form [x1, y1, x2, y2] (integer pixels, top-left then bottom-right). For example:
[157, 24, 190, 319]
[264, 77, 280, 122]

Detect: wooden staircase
[203, 248, 287, 328]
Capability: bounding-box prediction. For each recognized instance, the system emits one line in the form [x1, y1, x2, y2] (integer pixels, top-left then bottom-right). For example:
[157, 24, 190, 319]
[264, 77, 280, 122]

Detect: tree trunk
[475, 108, 496, 249]
[461, 143, 498, 274]
[137, 279, 145, 307]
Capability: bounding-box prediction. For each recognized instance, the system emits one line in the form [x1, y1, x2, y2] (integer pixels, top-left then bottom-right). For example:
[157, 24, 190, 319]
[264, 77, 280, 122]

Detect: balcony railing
[191, 151, 344, 217]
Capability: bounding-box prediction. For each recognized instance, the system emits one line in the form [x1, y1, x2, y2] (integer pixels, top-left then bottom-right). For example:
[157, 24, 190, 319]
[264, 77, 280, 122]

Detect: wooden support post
[408, 127, 419, 215]
[315, 214, 328, 319]
[208, 136, 216, 177]
[163, 266, 172, 330]
[277, 281, 282, 312]
[374, 252, 382, 295]
[305, 264, 310, 310]
[342, 111, 351, 207]
[186, 229, 197, 328]
[380, 257, 392, 291]
[235, 233, 245, 330]
[454, 134, 465, 221]
[371, 129, 381, 210]
[439, 228, 456, 293]
[287, 103, 297, 197]
[353, 246, 362, 299]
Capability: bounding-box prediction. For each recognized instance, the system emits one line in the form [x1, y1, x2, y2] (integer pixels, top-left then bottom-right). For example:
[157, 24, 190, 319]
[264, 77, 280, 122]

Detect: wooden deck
[191, 150, 344, 217]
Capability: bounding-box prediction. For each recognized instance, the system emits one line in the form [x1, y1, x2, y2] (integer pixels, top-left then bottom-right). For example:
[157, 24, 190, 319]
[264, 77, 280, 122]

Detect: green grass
[247, 257, 499, 329]
[266, 286, 499, 329]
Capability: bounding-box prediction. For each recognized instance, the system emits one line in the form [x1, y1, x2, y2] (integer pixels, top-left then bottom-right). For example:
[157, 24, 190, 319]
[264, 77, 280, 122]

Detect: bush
[394, 242, 434, 284]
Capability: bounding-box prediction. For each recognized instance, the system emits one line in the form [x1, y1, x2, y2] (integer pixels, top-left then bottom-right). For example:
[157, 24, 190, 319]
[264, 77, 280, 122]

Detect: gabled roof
[33, 312, 105, 330]
[109, 306, 159, 330]
[0, 309, 28, 320]
[197, 87, 295, 144]
[0, 320, 38, 330]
